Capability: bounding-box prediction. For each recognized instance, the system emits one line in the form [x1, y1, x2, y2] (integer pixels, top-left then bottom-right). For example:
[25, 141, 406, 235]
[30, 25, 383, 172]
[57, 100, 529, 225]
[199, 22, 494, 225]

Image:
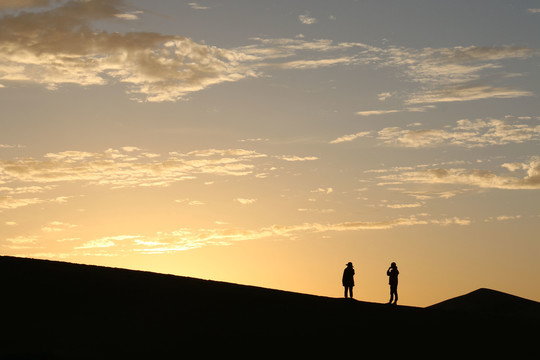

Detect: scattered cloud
[370, 45, 536, 105]
[311, 187, 333, 194]
[299, 12, 317, 25]
[386, 203, 423, 209]
[75, 235, 141, 249]
[0, 0, 256, 102]
[378, 157, 540, 190]
[5, 235, 38, 244]
[0, 144, 25, 149]
[527, 8, 540, 13]
[377, 118, 540, 148]
[42, 221, 78, 232]
[0, 0, 53, 10]
[278, 155, 318, 162]
[406, 83, 533, 104]
[0, 196, 42, 209]
[235, 198, 257, 205]
[76, 214, 465, 254]
[297, 208, 335, 214]
[330, 131, 371, 144]
[0, 147, 269, 189]
[355, 107, 431, 116]
[188, 2, 209, 10]
[485, 215, 522, 222]
[430, 217, 471, 226]
[114, 13, 140, 20]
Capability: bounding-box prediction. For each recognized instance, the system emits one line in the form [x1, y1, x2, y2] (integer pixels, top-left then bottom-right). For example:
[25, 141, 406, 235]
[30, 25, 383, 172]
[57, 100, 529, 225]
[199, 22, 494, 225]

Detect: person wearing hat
[387, 262, 399, 305]
[342, 262, 355, 299]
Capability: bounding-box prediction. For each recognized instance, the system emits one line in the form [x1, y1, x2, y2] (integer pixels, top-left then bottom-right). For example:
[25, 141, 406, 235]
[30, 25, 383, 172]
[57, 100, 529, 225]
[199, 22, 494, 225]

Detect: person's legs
[349, 286, 353, 299]
[390, 285, 398, 304]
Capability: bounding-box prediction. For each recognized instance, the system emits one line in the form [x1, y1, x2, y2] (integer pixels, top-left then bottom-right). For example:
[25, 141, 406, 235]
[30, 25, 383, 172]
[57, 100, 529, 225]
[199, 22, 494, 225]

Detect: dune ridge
[1, 256, 537, 358]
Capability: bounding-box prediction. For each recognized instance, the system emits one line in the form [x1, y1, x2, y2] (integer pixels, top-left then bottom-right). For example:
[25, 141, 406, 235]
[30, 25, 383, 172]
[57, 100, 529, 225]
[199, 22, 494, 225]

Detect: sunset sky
[1, 0, 539, 306]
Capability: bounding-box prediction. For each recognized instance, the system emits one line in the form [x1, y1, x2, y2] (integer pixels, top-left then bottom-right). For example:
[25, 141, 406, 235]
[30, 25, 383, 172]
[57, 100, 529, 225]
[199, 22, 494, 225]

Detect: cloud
[0, 0, 256, 102]
[430, 217, 471, 226]
[0, 195, 42, 209]
[278, 155, 318, 162]
[377, 118, 540, 148]
[188, 3, 209, 10]
[0, 0, 52, 10]
[75, 235, 141, 249]
[386, 203, 423, 209]
[377, 92, 392, 101]
[378, 157, 540, 190]
[330, 131, 371, 144]
[356, 107, 430, 116]
[272, 56, 356, 70]
[311, 187, 333, 194]
[0, 147, 265, 188]
[97, 214, 456, 254]
[9, 213, 474, 257]
[345, 43, 536, 106]
[5, 235, 38, 244]
[0, 147, 318, 196]
[41, 221, 77, 232]
[235, 198, 257, 205]
[0, 1, 534, 104]
[299, 13, 317, 25]
[406, 83, 533, 104]
[297, 208, 335, 214]
[114, 13, 140, 20]
[527, 8, 540, 13]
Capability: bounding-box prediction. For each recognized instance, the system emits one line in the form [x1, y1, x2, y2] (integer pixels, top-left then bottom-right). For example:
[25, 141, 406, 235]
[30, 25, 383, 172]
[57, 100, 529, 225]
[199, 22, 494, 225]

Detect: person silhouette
[342, 262, 355, 299]
[387, 262, 399, 305]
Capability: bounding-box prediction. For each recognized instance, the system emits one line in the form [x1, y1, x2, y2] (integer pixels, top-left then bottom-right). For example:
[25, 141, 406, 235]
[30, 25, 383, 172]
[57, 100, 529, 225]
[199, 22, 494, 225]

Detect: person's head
[391, 262, 397, 268]
[347, 262, 353, 267]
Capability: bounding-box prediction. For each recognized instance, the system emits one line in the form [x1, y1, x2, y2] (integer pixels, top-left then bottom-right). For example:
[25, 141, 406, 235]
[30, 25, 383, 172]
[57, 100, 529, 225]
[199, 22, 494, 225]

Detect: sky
[0, 0, 539, 307]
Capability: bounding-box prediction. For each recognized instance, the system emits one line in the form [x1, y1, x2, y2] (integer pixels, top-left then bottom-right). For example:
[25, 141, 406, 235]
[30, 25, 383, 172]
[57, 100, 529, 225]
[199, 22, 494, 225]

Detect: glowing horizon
[1, 0, 539, 307]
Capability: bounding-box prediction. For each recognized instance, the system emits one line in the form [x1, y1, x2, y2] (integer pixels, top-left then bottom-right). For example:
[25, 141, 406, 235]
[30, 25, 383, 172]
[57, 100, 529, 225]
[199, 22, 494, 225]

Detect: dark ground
[1, 256, 538, 358]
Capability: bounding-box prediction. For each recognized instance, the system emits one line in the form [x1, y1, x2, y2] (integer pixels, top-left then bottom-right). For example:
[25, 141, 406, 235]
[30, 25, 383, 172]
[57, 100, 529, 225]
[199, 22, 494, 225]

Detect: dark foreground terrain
[1, 256, 538, 358]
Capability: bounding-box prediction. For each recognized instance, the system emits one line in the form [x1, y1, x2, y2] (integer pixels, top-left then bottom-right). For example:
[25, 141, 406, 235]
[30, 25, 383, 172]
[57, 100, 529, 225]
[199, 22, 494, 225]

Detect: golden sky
[1, 0, 539, 306]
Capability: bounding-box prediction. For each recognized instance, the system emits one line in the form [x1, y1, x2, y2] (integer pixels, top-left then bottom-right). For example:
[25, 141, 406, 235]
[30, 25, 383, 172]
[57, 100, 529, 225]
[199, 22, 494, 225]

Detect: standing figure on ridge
[387, 262, 399, 305]
[342, 262, 355, 299]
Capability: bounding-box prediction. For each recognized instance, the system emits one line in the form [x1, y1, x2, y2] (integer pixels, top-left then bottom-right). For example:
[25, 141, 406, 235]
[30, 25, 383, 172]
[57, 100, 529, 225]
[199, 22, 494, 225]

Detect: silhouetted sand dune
[0, 256, 537, 358]
[428, 288, 540, 317]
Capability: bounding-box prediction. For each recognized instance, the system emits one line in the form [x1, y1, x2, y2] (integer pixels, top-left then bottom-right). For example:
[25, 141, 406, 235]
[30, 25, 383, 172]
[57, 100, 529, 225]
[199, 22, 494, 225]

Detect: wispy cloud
[0, 0, 254, 102]
[235, 198, 257, 205]
[188, 2, 209, 10]
[406, 83, 533, 104]
[0, 0, 535, 105]
[0, 147, 264, 188]
[42, 221, 78, 233]
[278, 155, 318, 162]
[299, 12, 317, 25]
[356, 107, 432, 116]
[0, 147, 319, 207]
[378, 157, 540, 190]
[0, 0, 53, 10]
[377, 118, 540, 148]
[114, 12, 140, 20]
[330, 131, 371, 144]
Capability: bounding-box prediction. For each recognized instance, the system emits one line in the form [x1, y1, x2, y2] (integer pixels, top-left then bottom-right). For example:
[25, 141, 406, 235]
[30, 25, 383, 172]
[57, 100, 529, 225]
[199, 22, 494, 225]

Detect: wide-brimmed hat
[346, 262, 353, 266]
